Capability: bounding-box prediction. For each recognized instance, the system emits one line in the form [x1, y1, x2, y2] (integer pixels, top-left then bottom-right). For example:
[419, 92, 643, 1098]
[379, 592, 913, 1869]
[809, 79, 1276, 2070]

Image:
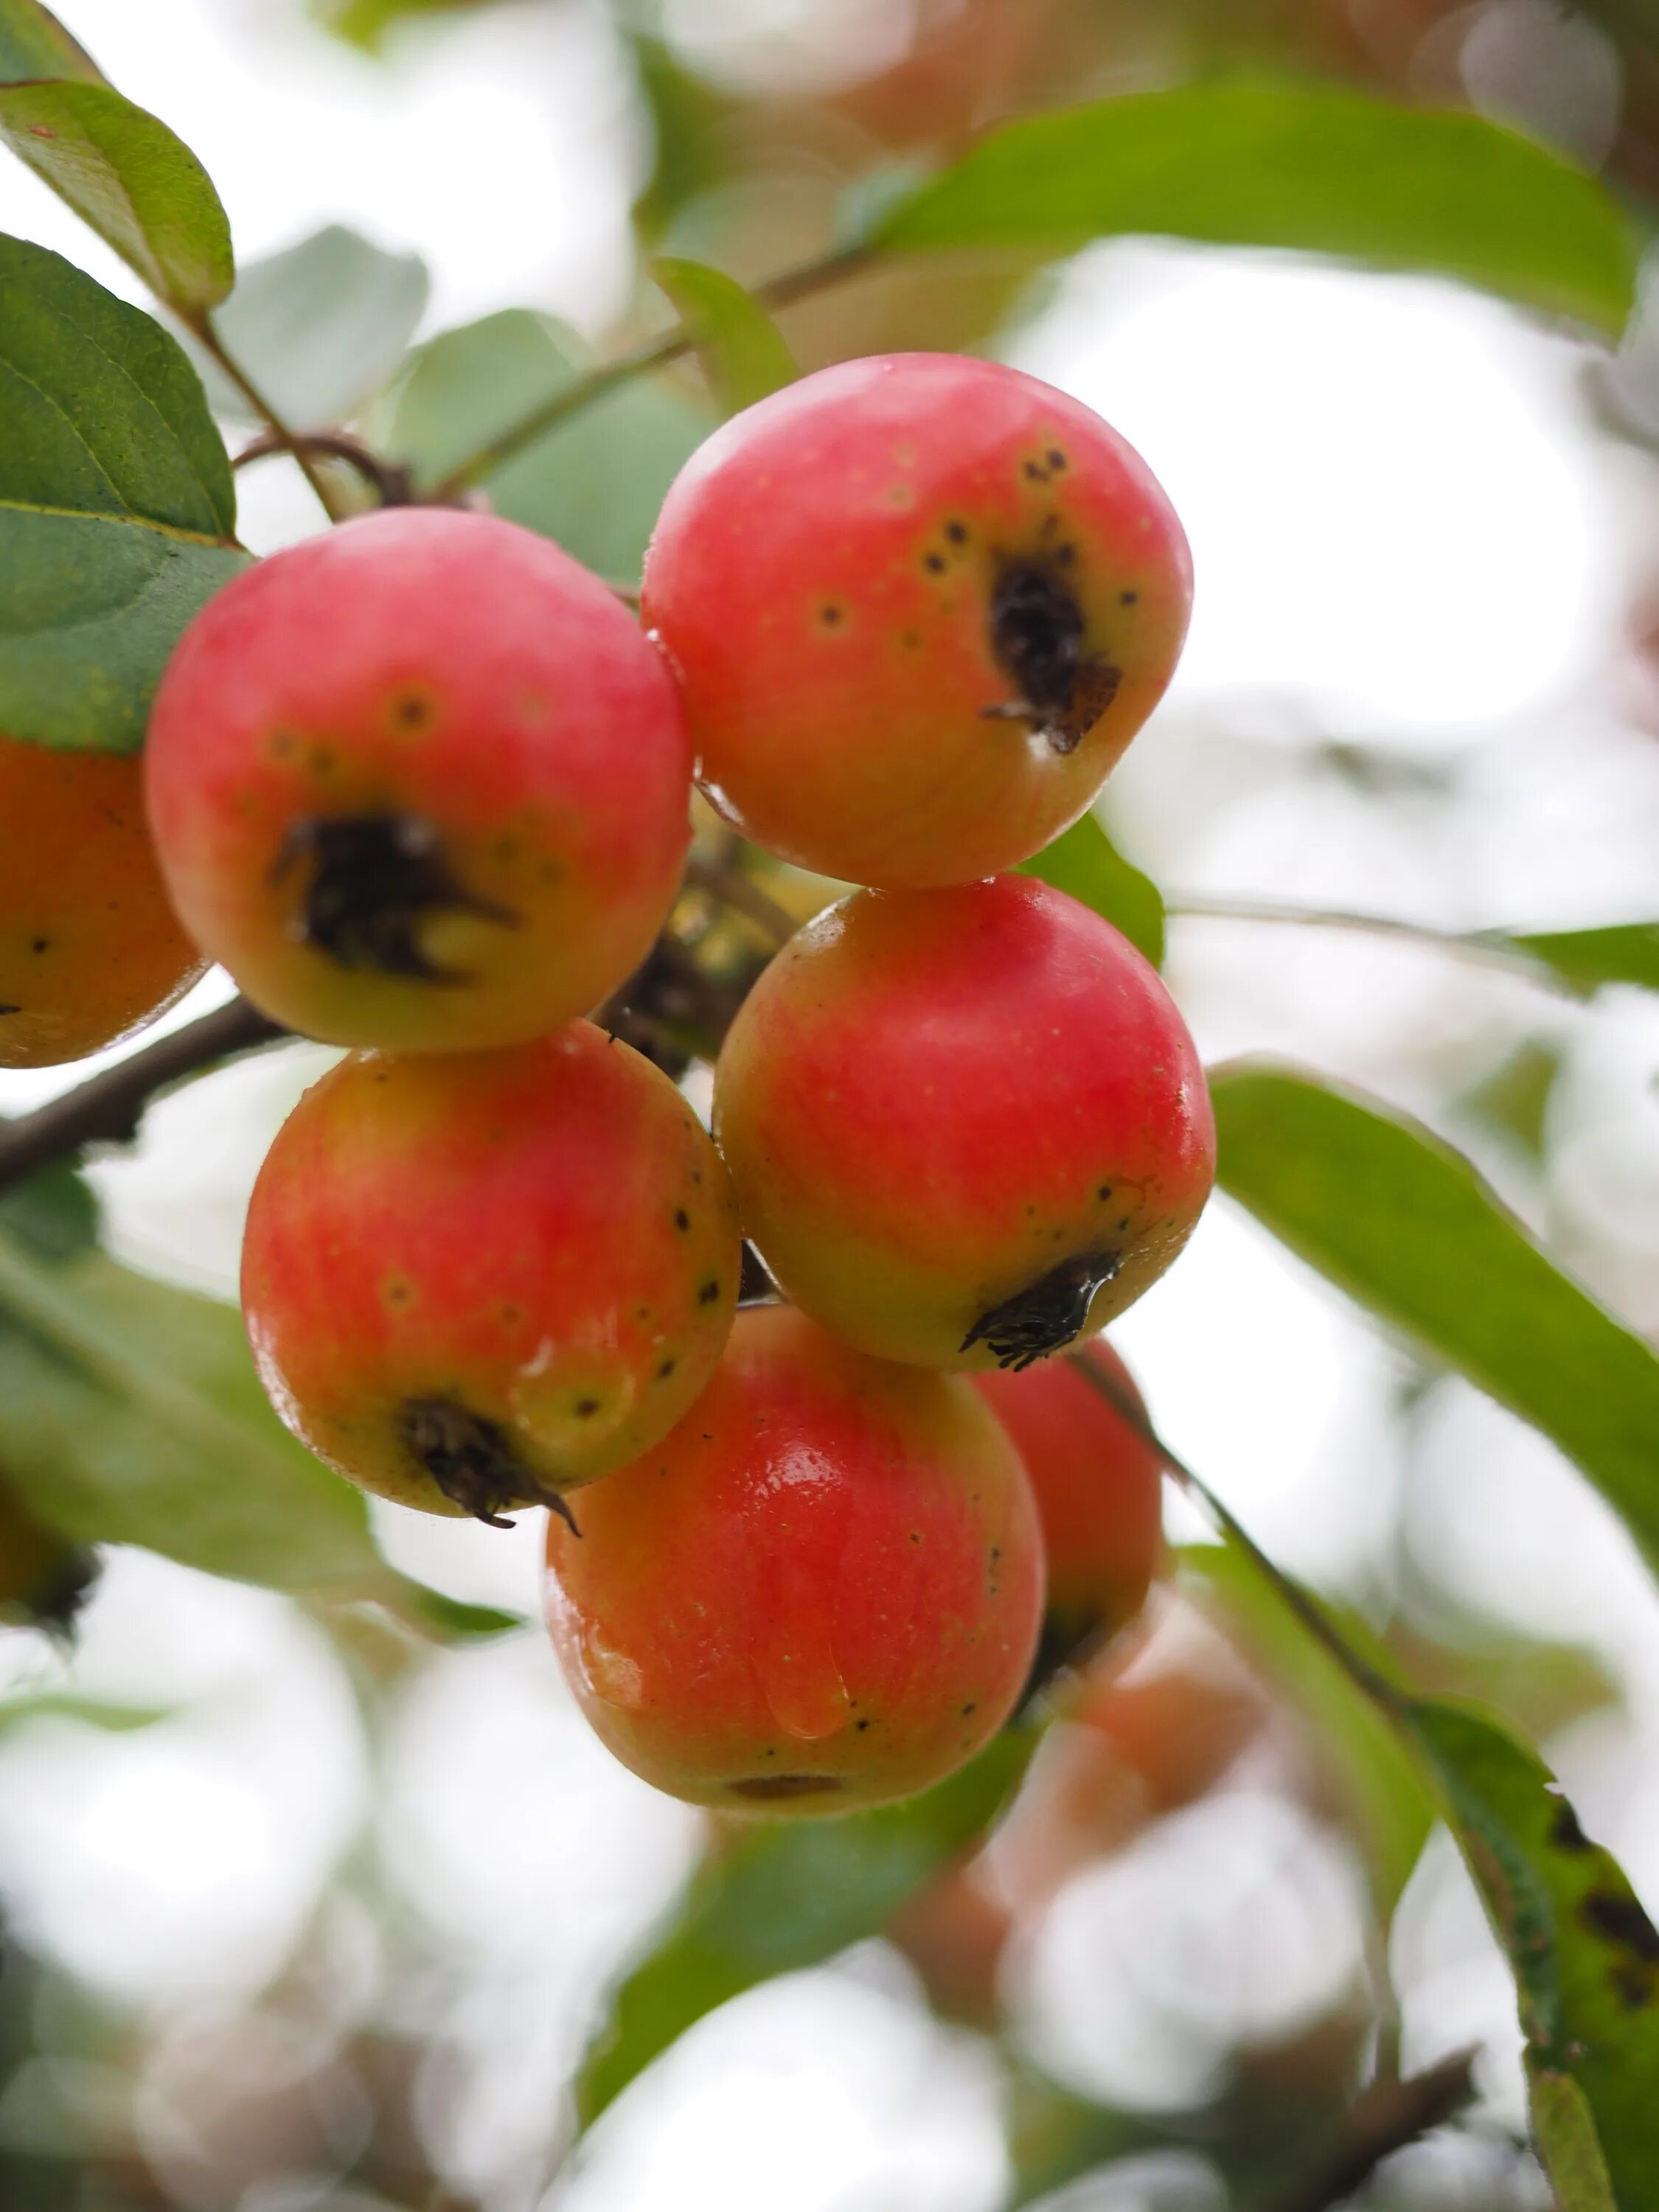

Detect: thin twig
[1260, 2048, 1478, 2212]
[0, 997, 288, 1197]
[234, 427, 413, 507]
[683, 852, 796, 949]
[1067, 1352, 1405, 1714]
[426, 241, 872, 499]
[1166, 896, 1576, 996]
[184, 313, 350, 521]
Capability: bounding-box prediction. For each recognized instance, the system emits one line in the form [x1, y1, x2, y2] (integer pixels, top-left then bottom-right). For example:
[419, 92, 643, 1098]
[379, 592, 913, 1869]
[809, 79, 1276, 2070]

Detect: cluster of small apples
[4, 354, 1213, 1812]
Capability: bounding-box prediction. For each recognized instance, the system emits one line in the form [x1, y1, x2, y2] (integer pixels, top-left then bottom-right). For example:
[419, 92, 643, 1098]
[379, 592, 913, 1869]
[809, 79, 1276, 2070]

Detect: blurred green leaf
[629, 33, 734, 243]
[189, 223, 429, 427]
[578, 1728, 1035, 2127]
[0, 80, 232, 315]
[0, 1232, 389, 1595]
[0, 0, 98, 82]
[1181, 1542, 1433, 1916]
[1409, 1699, 1659, 2208]
[1507, 923, 1659, 997]
[0, 236, 247, 752]
[380, 308, 710, 583]
[874, 79, 1638, 335]
[392, 1585, 526, 1642]
[1458, 1037, 1563, 1159]
[0, 1690, 169, 1739]
[1212, 1064, 1659, 1580]
[1018, 812, 1166, 967]
[652, 256, 799, 417]
[313, 0, 479, 49]
[0, 1155, 99, 1263]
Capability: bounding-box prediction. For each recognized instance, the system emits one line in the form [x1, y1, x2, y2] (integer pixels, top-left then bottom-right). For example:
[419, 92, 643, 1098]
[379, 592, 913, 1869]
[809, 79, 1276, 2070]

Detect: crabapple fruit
[0, 735, 205, 1068]
[641, 352, 1191, 888]
[974, 1338, 1164, 1677]
[713, 874, 1214, 1370]
[146, 508, 692, 1051]
[543, 1306, 1043, 1812]
[241, 1022, 740, 1523]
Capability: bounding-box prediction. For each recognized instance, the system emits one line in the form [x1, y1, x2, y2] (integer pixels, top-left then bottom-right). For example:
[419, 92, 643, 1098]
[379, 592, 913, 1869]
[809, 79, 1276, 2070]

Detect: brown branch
[234, 427, 414, 508]
[183, 313, 350, 523]
[1262, 2049, 1478, 2212]
[682, 852, 796, 949]
[425, 241, 872, 499]
[0, 997, 288, 1197]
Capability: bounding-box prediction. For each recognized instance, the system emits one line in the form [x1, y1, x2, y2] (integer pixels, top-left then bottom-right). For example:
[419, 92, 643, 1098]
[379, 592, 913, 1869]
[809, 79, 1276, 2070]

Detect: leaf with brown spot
[1408, 1699, 1659, 2208]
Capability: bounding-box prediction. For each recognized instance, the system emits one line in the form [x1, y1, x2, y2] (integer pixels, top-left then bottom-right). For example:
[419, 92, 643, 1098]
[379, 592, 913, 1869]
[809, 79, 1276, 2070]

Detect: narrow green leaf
[1018, 812, 1166, 967]
[0, 0, 99, 83]
[0, 236, 247, 751]
[874, 79, 1638, 335]
[1181, 1542, 1433, 1916]
[392, 1585, 526, 1642]
[380, 307, 710, 583]
[0, 80, 232, 315]
[577, 1728, 1034, 2126]
[651, 256, 799, 418]
[1408, 1699, 1659, 2208]
[1211, 1064, 1659, 1579]
[190, 223, 430, 428]
[1506, 923, 1659, 998]
[0, 1233, 389, 1596]
[0, 1691, 170, 1739]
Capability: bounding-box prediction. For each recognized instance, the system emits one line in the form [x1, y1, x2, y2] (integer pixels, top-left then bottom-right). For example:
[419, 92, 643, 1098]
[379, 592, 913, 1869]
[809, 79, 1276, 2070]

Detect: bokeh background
[3, 1, 1659, 2206]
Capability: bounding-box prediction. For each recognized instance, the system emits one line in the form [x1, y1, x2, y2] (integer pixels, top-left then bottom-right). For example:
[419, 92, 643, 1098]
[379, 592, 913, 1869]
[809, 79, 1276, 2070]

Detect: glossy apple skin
[543, 1307, 1044, 1815]
[642, 352, 1191, 889]
[0, 735, 204, 1068]
[713, 876, 1216, 1369]
[146, 508, 692, 1051]
[241, 1023, 740, 1518]
[974, 1338, 1164, 1667]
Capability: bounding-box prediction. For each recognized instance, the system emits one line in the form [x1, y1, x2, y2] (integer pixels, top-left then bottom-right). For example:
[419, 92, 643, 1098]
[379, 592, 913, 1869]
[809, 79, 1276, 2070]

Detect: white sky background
[1, 4, 1658, 2207]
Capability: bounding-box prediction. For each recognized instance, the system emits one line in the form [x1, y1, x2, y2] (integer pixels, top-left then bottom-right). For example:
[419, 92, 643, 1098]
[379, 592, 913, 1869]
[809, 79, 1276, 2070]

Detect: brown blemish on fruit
[657, 1357, 676, 1380]
[698, 1279, 721, 1304]
[1120, 590, 1138, 606]
[381, 1273, 415, 1310]
[962, 1250, 1121, 1370]
[984, 558, 1121, 756]
[817, 603, 845, 629]
[30, 937, 49, 954]
[1046, 448, 1068, 470]
[270, 811, 521, 984]
[945, 521, 968, 545]
[924, 552, 947, 575]
[674, 1208, 691, 1232]
[727, 1774, 844, 1801]
[266, 729, 297, 761]
[400, 1394, 578, 1533]
[388, 686, 438, 734]
[498, 1301, 524, 1326]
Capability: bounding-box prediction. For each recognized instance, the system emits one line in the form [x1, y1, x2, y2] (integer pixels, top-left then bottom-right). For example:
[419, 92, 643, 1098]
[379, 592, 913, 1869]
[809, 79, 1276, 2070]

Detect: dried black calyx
[400, 1395, 578, 1534]
[271, 811, 519, 984]
[961, 1250, 1121, 1371]
[985, 557, 1121, 755]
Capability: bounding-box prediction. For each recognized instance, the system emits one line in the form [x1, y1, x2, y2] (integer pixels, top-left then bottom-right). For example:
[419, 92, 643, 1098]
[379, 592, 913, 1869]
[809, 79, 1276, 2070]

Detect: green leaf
[0, 1231, 389, 1596]
[0, 80, 233, 316]
[0, 1155, 99, 1262]
[394, 1586, 526, 1641]
[628, 33, 735, 242]
[189, 223, 430, 428]
[379, 307, 711, 583]
[1018, 811, 1166, 967]
[0, 0, 100, 83]
[313, 0, 475, 49]
[1507, 923, 1659, 998]
[1181, 1542, 1433, 1916]
[651, 257, 799, 418]
[0, 236, 247, 752]
[874, 78, 1638, 335]
[1408, 1699, 1659, 2208]
[1211, 1064, 1659, 1580]
[0, 1690, 170, 1739]
[577, 1728, 1034, 2127]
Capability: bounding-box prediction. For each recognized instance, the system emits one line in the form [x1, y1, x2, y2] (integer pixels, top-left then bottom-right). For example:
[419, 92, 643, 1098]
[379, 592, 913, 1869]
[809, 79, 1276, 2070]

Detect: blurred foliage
[375, 308, 711, 582]
[1214, 1063, 1659, 1580]
[650, 254, 799, 415]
